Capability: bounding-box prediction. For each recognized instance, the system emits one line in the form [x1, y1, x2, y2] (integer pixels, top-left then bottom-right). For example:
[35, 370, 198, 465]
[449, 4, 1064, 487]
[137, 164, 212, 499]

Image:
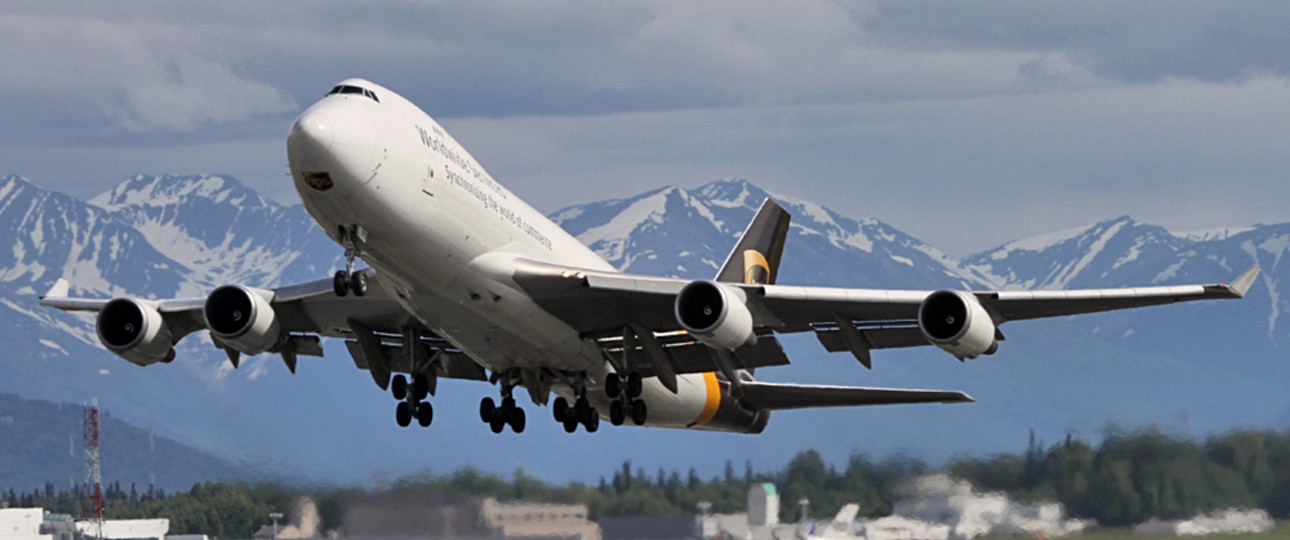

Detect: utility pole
[269, 512, 283, 540]
[82, 399, 104, 540]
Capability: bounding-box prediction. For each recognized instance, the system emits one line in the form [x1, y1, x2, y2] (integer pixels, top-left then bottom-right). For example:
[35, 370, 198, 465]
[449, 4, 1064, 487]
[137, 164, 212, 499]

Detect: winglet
[1227, 265, 1261, 298]
[40, 278, 70, 300]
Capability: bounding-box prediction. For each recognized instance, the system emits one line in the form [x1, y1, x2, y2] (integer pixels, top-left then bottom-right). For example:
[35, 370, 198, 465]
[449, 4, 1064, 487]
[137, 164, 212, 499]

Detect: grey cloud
[0, 10, 295, 137]
[865, 1, 1290, 82]
[2, 1, 1288, 256]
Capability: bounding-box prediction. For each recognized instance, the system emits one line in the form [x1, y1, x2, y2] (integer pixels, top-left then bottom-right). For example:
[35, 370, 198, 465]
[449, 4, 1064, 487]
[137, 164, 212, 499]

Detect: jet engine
[674, 280, 756, 350]
[203, 285, 282, 354]
[918, 290, 998, 359]
[95, 298, 174, 366]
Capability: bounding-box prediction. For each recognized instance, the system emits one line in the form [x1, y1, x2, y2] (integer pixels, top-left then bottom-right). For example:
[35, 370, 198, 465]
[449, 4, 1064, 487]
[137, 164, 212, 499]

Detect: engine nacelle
[96, 298, 174, 366]
[674, 280, 757, 350]
[204, 285, 281, 355]
[918, 290, 999, 360]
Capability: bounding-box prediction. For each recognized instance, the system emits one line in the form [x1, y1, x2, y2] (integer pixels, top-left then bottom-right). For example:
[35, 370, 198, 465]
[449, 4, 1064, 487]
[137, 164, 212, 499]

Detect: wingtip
[39, 278, 70, 301]
[1227, 265, 1261, 298]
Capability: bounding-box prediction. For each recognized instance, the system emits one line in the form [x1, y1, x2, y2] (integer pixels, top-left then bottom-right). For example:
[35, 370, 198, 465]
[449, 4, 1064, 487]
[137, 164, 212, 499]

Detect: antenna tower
[82, 400, 104, 540]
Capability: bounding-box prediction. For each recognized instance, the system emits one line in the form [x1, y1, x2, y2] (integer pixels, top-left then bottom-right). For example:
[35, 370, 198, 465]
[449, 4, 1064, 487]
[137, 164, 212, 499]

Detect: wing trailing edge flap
[738, 381, 974, 411]
[342, 326, 487, 388]
[602, 332, 791, 380]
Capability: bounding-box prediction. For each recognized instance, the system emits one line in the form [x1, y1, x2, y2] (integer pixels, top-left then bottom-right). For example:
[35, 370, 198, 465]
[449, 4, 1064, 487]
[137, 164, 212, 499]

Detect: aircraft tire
[350, 271, 368, 297]
[630, 400, 647, 426]
[553, 397, 569, 422]
[411, 374, 429, 401]
[609, 400, 625, 426]
[479, 397, 496, 424]
[396, 401, 412, 427]
[574, 396, 591, 423]
[416, 401, 434, 427]
[626, 373, 643, 399]
[333, 271, 349, 297]
[604, 375, 620, 399]
[510, 407, 526, 433]
[584, 413, 599, 433]
[562, 418, 578, 433]
[391, 375, 408, 401]
[489, 417, 506, 434]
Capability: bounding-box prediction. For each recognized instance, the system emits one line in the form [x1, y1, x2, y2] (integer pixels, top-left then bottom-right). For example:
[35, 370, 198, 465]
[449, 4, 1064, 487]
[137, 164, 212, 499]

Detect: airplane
[40, 78, 1261, 435]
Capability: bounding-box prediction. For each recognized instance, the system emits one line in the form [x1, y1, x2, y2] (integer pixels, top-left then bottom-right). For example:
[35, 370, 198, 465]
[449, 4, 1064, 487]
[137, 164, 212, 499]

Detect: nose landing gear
[333, 224, 368, 297]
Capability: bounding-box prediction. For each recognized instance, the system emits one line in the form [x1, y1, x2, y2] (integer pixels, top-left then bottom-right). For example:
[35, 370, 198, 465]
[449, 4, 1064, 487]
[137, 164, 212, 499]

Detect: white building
[0, 508, 51, 540]
[75, 519, 168, 540]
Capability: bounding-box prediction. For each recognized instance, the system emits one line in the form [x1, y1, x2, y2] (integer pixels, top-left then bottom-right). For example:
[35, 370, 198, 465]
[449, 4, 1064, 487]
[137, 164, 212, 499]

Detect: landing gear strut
[605, 372, 647, 426]
[480, 373, 526, 433]
[333, 224, 368, 297]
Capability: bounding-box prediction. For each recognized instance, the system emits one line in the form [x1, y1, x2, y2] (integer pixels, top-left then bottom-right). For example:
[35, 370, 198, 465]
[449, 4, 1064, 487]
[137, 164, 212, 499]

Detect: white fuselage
[285, 79, 722, 429]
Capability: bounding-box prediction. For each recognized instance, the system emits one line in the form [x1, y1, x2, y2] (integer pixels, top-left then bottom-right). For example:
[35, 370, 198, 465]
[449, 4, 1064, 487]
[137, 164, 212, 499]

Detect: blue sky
[2, 1, 1288, 255]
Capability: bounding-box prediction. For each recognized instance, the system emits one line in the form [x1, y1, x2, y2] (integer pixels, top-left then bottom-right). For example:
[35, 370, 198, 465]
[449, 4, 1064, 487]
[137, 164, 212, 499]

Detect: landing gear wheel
[626, 372, 643, 399]
[479, 397, 496, 424]
[333, 271, 350, 297]
[574, 396, 591, 423]
[489, 417, 506, 434]
[584, 413, 600, 433]
[395, 401, 412, 427]
[350, 271, 368, 297]
[609, 400, 625, 426]
[502, 396, 517, 412]
[553, 397, 569, 423]
[416, 401, 434, 427]
[411, 374, 429, 401]
[391, 375, 408, 401]
[605, 375, 621, 399]
[630, 400, 648, 425]
[509, 407, 526, 433]
[562, 418, 579, 433]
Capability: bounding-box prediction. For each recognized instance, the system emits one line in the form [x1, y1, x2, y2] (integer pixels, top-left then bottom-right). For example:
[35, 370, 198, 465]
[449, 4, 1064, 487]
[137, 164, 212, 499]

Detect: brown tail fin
[714, 199, 791, 285]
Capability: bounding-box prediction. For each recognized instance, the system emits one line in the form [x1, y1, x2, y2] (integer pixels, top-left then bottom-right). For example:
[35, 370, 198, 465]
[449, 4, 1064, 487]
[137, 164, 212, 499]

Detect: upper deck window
[326, 85, 380, 103]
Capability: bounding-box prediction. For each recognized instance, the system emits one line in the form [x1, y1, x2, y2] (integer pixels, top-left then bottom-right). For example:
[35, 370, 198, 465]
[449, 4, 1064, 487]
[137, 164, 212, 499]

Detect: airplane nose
[288, 110, 334, 164]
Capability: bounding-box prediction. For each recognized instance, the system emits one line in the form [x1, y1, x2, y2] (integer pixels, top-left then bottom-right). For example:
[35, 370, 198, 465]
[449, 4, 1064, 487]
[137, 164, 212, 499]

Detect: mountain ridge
[1, 172, 1287, 487]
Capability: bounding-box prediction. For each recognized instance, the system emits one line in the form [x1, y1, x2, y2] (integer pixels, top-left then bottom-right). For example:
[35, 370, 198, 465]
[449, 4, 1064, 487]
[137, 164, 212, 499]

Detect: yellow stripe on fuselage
[694, 372, 721, 425]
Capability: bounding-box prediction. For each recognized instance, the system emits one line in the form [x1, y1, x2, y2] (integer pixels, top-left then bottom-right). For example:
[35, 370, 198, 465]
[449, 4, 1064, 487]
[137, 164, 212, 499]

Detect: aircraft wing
[39, 270, 485, 386]
[739, 381, 973, 410]
[512, 258, 1260, 356]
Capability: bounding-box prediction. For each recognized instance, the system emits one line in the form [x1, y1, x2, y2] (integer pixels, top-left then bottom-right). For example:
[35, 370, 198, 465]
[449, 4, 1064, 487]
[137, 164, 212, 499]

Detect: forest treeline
[7, 427, 1290, 536]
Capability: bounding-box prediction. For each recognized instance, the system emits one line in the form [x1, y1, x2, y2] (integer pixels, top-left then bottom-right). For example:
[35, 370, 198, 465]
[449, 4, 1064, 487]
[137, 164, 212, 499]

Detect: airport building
[0, 509, 165, 540]
[342, 494, 600, 539]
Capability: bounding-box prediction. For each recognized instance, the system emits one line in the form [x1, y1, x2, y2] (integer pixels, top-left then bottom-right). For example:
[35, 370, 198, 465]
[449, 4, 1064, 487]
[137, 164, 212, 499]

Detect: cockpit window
[326, 85, 379, 103]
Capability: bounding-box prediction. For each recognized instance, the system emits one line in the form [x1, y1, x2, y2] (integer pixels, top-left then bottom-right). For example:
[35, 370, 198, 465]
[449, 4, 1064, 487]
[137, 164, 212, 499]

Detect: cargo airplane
[40, 79, 1260, 435]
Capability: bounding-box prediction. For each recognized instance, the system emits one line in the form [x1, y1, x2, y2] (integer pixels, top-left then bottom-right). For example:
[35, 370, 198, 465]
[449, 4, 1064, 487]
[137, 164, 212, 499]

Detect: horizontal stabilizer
[739, 381, 973, 411]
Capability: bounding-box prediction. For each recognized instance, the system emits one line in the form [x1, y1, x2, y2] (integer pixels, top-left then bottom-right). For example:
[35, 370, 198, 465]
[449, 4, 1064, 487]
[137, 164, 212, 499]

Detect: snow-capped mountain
[89, 174, 341, 291]
[2, 172, 1289, 489]
[553, 178, 995, 289]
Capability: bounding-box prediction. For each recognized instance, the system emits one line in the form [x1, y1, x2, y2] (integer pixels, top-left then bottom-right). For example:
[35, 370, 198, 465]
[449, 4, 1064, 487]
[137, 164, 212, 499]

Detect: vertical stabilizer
[714, 198, 791, 285]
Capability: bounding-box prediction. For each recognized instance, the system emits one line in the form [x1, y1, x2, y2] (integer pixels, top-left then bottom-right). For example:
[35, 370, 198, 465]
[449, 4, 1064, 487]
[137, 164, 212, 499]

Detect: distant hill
[0, 393, 251, 493]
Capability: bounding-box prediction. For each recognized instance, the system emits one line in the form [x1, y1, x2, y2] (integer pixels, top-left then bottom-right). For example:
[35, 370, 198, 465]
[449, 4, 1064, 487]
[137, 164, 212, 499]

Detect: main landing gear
[391, 373, 434, 428]
[552, 390, 600, 433]
[333, 224, 368, 297]
[605, 372, 647, 426]
[480, 376, 526, 434]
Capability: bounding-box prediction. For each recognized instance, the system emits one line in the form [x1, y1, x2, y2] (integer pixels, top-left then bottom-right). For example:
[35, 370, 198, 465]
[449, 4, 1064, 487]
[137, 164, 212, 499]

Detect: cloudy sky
[3, 1, 1288, 255]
